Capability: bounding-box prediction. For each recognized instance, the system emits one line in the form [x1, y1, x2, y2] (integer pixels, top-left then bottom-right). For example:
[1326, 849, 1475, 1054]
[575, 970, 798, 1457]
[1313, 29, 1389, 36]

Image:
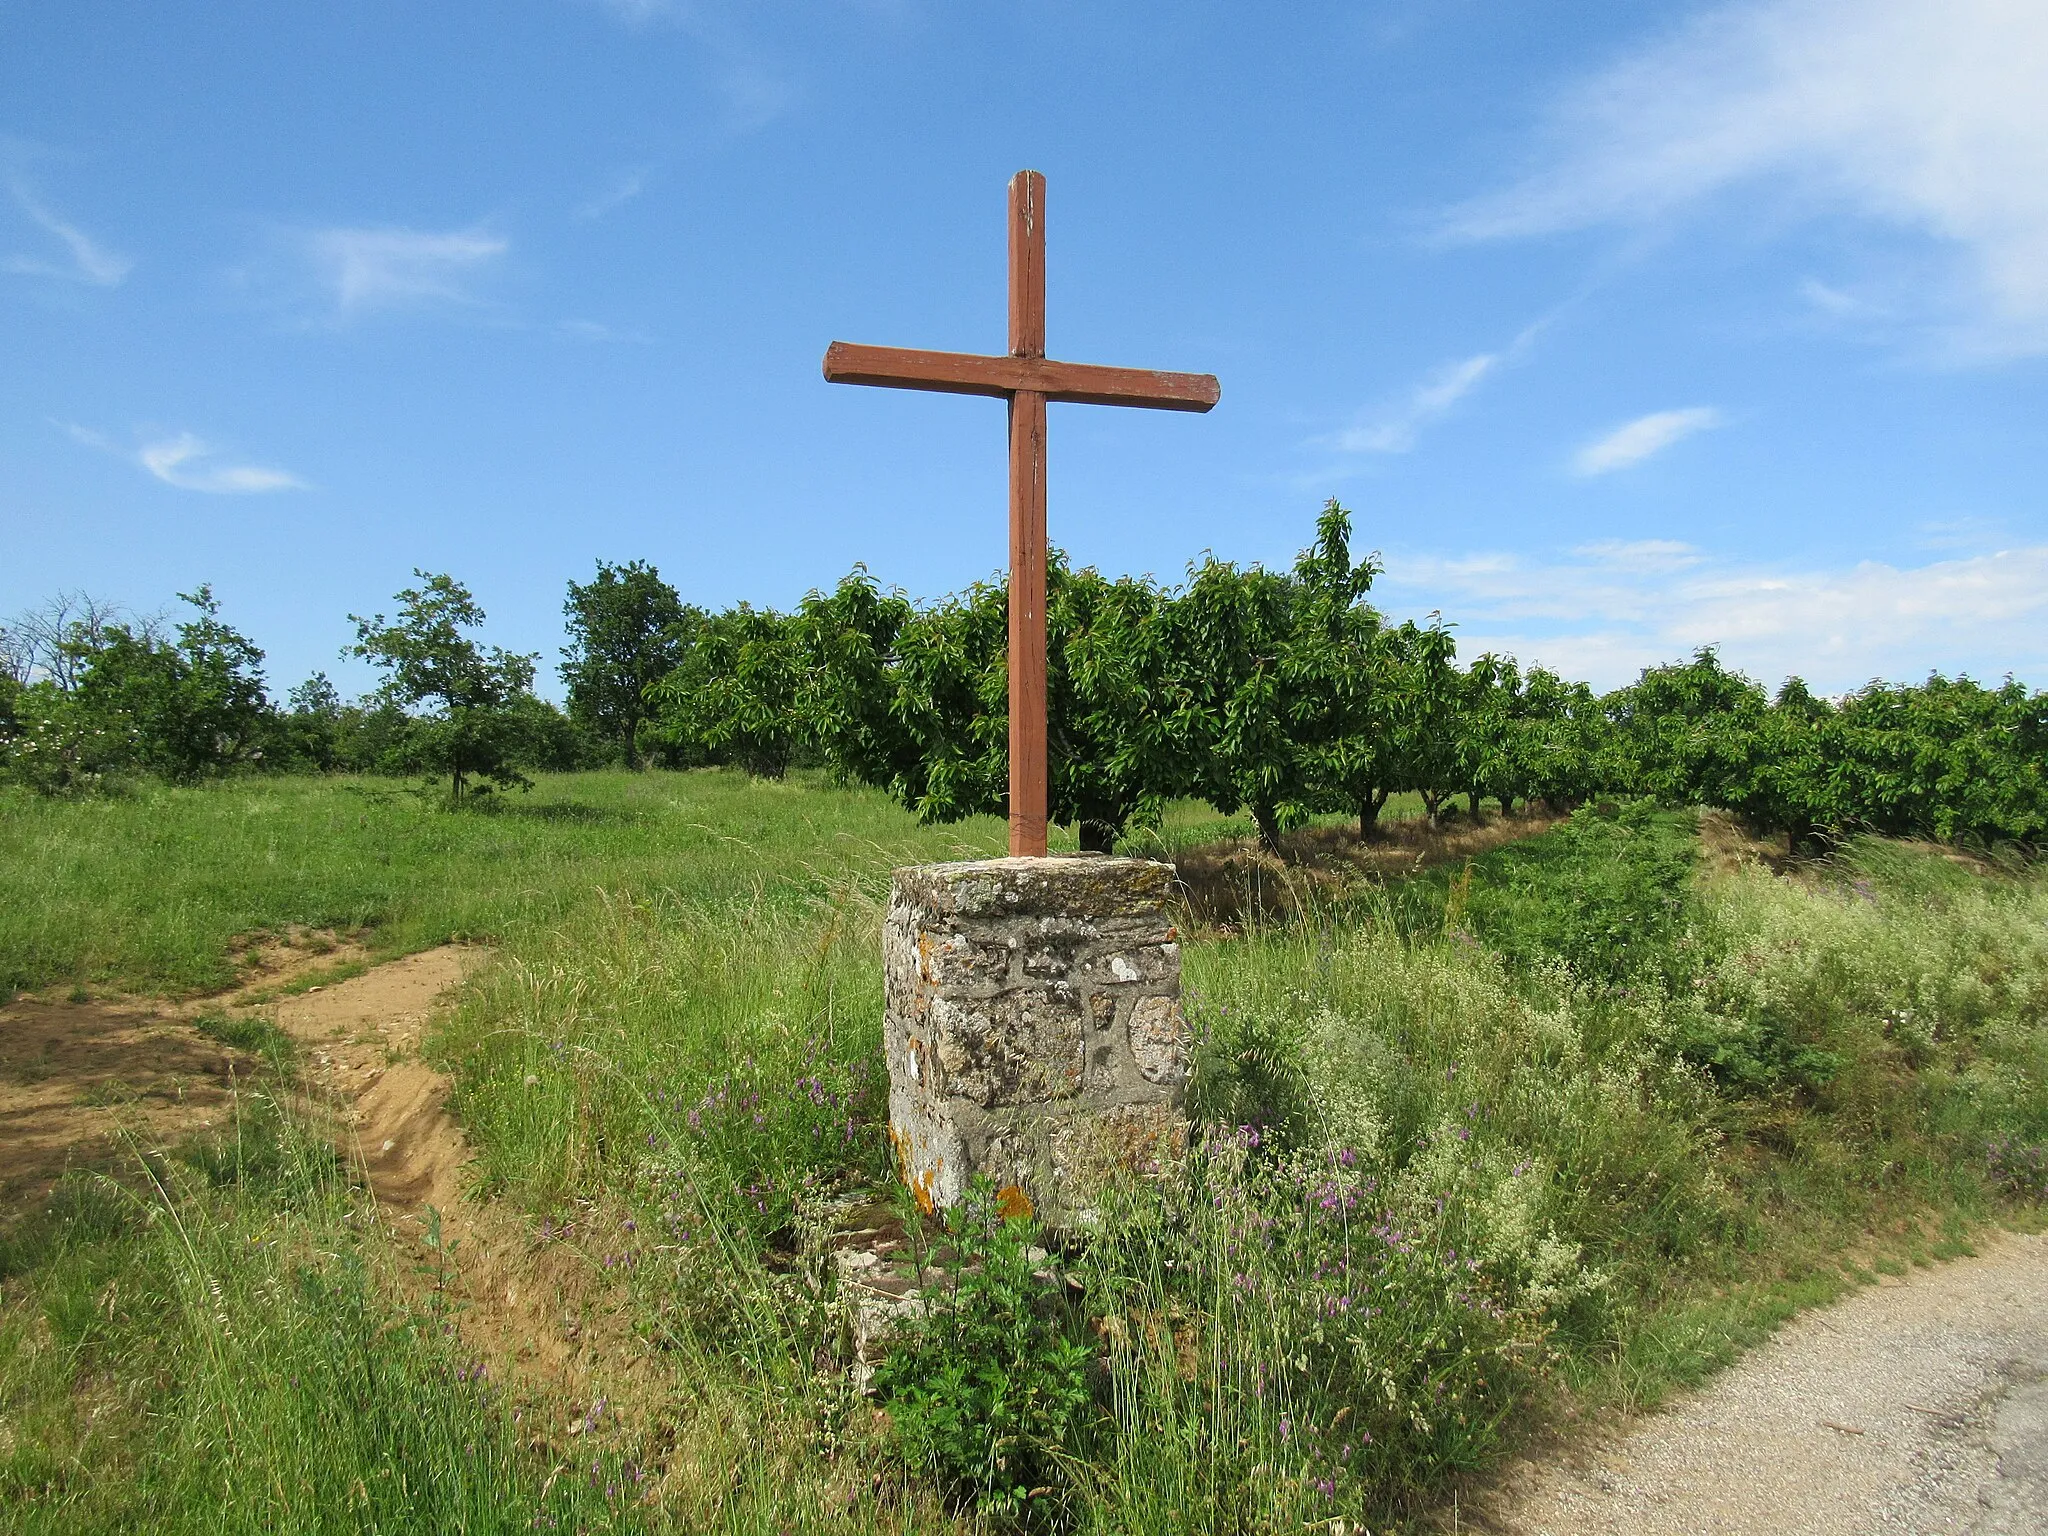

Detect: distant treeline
[5, 502, 2044, 849]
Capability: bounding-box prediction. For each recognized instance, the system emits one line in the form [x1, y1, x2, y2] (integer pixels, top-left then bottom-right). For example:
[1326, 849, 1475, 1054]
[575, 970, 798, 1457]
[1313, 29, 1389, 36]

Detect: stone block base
[883, 856, 1189, 1225]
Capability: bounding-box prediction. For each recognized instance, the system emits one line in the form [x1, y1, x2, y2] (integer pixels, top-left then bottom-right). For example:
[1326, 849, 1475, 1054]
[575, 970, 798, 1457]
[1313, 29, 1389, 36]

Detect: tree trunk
[1421, 789, 1446, 828]
[1466, 790, 1481, 821]
[1359, 788, 1388, 838]
[1251, 801, 1282, 855]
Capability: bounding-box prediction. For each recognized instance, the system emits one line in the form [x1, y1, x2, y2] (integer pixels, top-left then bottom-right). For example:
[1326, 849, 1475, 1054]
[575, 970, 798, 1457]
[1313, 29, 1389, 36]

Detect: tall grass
[414, 800, 2048, 1530]
[0, 1098, 646, 1533]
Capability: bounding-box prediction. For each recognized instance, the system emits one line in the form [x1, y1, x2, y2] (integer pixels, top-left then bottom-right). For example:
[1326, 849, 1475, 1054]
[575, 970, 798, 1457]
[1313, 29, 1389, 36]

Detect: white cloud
[1323, 315, 1555, 458]
[4, 175, 131, 285]
[1380, 540, 2048, 692]
[576, 165, 651, 220]
[1444, 0, 2048, 355]
[1573, 406, 1724, 475]
[1574, 538, 1707, 574]
[59, 420, 305, 494]
[1332, 353, 1498, 454]
[301, 225, 507, 318]
[139, 434, 305, 494]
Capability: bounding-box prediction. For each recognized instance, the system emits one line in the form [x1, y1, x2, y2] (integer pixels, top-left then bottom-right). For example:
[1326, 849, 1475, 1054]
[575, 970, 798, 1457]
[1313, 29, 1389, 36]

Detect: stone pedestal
[883, 856, 1189, 1225]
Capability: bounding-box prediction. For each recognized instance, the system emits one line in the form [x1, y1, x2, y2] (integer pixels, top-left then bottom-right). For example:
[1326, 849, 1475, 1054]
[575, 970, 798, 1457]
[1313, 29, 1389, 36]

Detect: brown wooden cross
[824, 170, 1220, 857]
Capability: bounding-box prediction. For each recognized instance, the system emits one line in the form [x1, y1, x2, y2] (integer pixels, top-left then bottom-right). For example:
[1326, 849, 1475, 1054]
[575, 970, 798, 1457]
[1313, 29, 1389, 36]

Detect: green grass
[191, 1007, 297, 1062]
[0, 1101, 651, 1534]
[3, 774, 2045, 1532]
[0, 769, 1030, 996]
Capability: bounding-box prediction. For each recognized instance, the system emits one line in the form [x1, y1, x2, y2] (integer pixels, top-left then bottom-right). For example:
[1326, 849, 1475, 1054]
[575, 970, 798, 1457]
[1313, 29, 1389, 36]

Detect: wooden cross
[824, 169, 1220, 857]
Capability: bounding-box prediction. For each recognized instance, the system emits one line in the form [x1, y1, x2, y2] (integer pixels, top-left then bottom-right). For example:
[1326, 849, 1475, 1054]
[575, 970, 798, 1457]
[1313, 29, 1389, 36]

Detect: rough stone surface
[884, 856, 1188, 1223]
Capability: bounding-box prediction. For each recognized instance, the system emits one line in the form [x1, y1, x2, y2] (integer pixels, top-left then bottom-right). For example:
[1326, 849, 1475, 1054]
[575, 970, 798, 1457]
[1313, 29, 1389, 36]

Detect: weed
[191, 1009, 296, 1063]
[872, 1178, 1094, 1522]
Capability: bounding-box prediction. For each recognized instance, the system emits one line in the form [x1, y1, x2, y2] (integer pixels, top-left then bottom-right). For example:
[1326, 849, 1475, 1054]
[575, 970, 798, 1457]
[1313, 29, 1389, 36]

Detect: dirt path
[272, 951, 656, 1424]
[5, 947, 657, 1445]
[1, 930, 376, 1206]
[1482, 1231, 2048, 1535]
[272, 946, 479, 1212]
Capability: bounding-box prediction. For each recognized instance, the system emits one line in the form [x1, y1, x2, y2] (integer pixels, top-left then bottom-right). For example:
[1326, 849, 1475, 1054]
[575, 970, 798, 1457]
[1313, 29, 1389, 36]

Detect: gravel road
[1483, 1230, 2048, 1535]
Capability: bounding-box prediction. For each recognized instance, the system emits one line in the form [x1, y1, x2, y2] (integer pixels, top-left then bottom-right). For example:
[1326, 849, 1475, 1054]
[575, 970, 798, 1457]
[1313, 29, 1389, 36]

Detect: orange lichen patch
[995, 1183, 1034, 1222]
[889, 1122, 941, 1215]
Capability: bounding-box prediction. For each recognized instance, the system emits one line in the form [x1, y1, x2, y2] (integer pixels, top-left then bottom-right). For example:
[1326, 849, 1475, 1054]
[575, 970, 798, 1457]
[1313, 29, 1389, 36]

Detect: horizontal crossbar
[823, 341, 1219, 412]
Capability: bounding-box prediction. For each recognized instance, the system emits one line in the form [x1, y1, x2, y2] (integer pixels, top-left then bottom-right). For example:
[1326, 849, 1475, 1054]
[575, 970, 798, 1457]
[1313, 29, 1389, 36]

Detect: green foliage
[12, 502, 2044, 853]
[347, 571, 544, 802]
[1167, 509, 1366, 851]
[643, 603, 809, 776]
[1, 588, 272, 791]
[1603, 652, 2048, 849]
[0, 681, 142, 795]
[560, 559, 696, 762]
[644, 497, 2047, 857]
[1459, 800, 1701, 987]
[872, 1179, 1094, 1521]
[275, 671, 345, 771]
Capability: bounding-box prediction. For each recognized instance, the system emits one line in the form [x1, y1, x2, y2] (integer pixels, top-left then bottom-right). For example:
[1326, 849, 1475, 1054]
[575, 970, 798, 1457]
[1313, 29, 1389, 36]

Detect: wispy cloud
[1332, 353, 1498, 454]
[554, 317, 651, 343]
[1573, 538, 1707, 574]
[1323, 316, 1553, 458]
[712, 60, 795, 133]
[4, 174, 131, 286]
[1442, 0, 2048, 356]
[580, 1, 796, 132]
[301, 225, 507, 318]
[1573, 406, 1724, 475]
[139, 434, 305, 494]
[59, 421, 305, 494]
[576, 165, 652, 220]
[1380, 538, 2048, 691]
[588, 0, 679, 20]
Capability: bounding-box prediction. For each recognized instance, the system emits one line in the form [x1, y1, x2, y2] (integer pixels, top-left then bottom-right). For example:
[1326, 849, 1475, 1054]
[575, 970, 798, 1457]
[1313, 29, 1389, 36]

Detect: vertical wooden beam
[1007, 170, 1049, 858]
[1008, 170, 1046, 361]
[1008, 387, 1048, 858]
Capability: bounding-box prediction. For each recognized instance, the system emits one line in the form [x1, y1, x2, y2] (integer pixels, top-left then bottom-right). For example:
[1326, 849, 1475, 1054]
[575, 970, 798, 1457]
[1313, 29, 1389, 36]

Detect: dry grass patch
[1172, 807, 1562, 929]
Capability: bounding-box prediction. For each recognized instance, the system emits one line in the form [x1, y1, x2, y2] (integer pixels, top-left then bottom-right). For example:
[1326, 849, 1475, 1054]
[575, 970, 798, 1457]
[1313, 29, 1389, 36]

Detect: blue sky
[5, 0, 2045, 699]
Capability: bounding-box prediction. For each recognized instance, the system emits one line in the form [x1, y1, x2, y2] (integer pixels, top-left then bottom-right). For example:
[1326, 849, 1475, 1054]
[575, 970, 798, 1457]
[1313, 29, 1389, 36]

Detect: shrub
[871, 1178, 1094, 1521]
[1462, 800, 1700, 988]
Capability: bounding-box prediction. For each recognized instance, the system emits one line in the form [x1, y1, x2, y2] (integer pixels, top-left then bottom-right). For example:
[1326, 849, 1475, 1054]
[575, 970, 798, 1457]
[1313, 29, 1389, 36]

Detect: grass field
[0, 771, 1034, 997]
[3, 772, 2045, 1532]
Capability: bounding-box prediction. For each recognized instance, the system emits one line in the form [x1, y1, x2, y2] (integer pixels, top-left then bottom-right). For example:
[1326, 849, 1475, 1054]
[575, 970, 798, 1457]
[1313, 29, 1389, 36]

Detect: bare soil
[1476, 1231, 2048, 1535]
[0, 928, 371, 1207]
[2, 943, 652, 1437]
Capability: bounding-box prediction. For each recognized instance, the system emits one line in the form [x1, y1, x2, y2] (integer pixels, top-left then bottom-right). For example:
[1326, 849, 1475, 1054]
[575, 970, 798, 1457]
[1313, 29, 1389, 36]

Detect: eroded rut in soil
[4, 948, 654, 1434]
[271, 949, 659, 1423]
